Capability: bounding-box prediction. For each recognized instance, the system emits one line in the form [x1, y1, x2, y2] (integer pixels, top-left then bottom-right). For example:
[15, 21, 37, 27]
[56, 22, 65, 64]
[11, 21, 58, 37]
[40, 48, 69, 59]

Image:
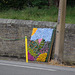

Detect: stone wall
[0, 19, 75, 64]
[63, 24, 75, 64]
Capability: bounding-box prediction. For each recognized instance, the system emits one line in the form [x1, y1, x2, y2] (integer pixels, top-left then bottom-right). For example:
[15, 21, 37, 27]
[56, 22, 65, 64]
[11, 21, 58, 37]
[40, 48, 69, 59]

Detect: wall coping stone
[0, 18, 75, 29]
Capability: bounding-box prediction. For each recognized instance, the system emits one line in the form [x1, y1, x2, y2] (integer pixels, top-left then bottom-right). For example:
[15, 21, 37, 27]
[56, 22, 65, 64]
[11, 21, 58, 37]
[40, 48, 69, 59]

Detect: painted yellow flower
[36, 53, 47, 62]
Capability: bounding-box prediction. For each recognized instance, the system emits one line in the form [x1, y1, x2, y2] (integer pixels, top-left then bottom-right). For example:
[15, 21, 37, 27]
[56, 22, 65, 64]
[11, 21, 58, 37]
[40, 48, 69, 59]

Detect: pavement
[0, 60, 75, 75]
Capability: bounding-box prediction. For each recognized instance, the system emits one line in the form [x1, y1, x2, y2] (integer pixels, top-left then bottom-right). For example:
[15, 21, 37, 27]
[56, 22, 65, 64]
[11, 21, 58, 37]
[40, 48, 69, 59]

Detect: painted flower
[36, 53, 47, 62]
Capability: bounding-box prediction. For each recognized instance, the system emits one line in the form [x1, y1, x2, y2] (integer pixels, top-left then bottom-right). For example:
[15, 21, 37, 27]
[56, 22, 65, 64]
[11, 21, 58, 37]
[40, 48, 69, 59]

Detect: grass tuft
[0, 6, 75, 24]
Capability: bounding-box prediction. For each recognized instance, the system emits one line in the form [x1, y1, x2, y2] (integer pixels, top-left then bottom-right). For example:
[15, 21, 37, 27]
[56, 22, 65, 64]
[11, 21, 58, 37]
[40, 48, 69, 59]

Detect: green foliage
[29, 41, 38, 50]
[38, 39, 45, 51]
[0, 6, 75, 24]
[67, 0, 75, 7]
[0, 0, 27, 10]
[0, 0, 75, 10]
[32, 0, 48, 8]
[28, 47, 38, 57]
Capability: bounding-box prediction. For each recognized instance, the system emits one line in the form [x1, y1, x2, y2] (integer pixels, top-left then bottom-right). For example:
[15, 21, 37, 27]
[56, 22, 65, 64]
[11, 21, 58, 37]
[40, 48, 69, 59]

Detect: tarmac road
[0, 60, 75, 75]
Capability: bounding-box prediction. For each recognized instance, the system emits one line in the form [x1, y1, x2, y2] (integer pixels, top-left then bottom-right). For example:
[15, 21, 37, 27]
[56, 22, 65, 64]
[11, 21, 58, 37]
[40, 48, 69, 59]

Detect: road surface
[0, 60, 75, 75]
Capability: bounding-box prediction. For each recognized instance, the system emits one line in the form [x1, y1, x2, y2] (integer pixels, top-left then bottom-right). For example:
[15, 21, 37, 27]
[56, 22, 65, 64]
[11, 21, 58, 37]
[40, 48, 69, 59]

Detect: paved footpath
[0, 60, 75, 75]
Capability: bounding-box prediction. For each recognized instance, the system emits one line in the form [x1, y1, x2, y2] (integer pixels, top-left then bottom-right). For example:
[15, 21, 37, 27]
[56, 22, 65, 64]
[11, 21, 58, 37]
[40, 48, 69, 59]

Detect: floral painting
[28, 28, 54, 62]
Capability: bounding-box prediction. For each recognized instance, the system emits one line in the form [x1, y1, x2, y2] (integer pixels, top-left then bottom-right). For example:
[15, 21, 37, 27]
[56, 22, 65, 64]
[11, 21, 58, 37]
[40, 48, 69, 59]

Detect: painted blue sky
[30, 28, 53, 42]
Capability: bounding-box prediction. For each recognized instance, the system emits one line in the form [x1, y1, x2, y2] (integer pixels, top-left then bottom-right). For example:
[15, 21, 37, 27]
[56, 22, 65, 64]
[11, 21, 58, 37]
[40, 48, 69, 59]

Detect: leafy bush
[0, 0, 27, 10]
[0, 0, 74, 10]
[67, 0, 75, 7]
[31, 0, 48, 8]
